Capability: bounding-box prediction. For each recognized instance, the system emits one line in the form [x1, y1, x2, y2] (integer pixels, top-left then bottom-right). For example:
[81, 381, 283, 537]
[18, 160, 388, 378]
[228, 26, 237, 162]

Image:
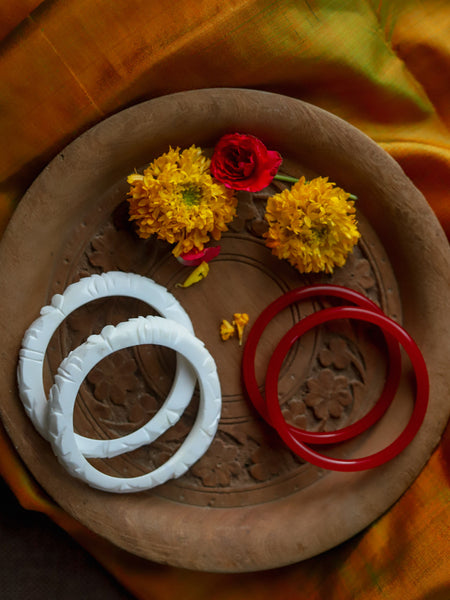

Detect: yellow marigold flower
[233, 313, 249, 345]
[264, 177, 360, 274]
[127, 146, 237, 257]
[220, 319, 235, 341]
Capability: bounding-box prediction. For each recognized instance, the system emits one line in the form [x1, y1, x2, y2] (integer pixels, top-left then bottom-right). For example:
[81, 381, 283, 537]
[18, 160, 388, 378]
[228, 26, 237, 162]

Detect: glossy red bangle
[242, 284, 402, 444]
[265, 306, 429, 471]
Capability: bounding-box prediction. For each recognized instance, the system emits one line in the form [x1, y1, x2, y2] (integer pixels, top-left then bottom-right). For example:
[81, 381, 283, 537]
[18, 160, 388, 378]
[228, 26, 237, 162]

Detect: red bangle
[265, 306, 429, 471]
[242, 284, 402, 444]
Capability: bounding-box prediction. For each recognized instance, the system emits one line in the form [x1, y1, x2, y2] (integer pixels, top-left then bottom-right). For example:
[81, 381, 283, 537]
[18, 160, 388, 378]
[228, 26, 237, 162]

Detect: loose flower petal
[177, 246, 221, 266]
[176, 262, 210, 288]
[233, 313, 249, 345]
[220, 319, 235, 341]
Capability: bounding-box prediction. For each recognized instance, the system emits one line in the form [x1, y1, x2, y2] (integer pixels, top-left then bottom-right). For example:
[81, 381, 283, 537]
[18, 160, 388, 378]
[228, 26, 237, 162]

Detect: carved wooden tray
[0, 89, 449, 572]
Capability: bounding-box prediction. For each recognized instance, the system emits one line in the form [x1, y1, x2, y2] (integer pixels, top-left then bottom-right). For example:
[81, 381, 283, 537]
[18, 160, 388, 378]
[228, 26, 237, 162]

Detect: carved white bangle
[17, 271, 196, 458]
[47, 316, 221, 493]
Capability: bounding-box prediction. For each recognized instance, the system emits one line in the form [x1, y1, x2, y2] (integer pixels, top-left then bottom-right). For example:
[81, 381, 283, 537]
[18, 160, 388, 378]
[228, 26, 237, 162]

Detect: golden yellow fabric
[1, 1, 449, 598]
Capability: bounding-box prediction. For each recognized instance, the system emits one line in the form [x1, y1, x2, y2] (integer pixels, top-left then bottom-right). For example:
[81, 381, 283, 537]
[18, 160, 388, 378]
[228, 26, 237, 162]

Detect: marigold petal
[220, 319, 236, 341]
[176, 261, 209, 288]
[233, 312, 249, 345]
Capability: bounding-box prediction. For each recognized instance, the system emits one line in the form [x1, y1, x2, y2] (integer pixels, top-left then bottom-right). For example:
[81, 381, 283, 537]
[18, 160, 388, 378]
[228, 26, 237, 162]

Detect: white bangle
[47, 316, 221, 493]
[17, 271, 196, 458]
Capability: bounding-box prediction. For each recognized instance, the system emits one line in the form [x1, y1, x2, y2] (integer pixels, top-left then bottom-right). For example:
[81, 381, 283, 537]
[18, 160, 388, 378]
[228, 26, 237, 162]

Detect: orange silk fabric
[0, 1, 449, 599]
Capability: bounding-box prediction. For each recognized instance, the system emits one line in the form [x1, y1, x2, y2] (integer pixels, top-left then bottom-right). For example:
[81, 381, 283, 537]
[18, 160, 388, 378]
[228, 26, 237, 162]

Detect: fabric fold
[1, 1, 449, 598]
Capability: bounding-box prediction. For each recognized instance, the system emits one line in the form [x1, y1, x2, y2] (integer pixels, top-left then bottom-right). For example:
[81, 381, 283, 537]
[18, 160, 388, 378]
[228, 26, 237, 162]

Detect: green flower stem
[273, 173, 358, 200]
[273, 173, 299, 183]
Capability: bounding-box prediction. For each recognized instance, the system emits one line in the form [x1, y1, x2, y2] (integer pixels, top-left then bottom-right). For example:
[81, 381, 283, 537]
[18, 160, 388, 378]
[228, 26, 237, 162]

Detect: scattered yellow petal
[233, 313, 249, 345]
[220, 319, 235, 341]
[176, 262, 209, 288]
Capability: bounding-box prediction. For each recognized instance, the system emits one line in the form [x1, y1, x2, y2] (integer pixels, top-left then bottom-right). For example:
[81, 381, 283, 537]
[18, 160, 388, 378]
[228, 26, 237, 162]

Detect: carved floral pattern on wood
[45, 179, 401, 507]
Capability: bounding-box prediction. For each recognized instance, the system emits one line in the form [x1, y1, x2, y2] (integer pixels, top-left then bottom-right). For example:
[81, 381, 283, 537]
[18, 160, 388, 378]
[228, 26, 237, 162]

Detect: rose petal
[177, 246, 221, 266]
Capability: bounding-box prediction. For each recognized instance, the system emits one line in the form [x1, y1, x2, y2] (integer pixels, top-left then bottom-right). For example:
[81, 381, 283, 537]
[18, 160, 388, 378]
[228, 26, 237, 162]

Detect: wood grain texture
[0, 89, 449, 572]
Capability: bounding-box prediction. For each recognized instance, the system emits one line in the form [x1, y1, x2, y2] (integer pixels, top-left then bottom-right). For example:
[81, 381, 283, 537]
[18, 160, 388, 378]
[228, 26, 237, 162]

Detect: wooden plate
[0, 89, 449, 572]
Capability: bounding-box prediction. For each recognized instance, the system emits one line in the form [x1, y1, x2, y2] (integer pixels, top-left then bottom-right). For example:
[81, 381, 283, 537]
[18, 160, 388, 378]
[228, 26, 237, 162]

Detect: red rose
[210, 133, 282, 192]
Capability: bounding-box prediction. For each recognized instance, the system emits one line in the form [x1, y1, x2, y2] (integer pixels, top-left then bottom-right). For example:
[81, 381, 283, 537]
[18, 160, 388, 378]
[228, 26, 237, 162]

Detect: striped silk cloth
[0, 1, 449, 599]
